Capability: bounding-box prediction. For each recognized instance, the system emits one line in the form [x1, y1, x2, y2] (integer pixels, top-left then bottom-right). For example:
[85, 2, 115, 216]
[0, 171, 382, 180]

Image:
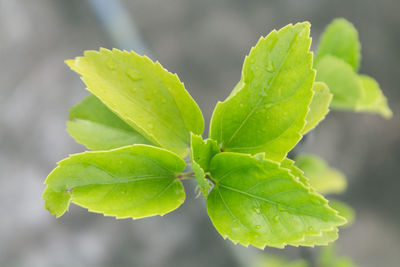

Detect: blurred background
[0, 0, 399, 266]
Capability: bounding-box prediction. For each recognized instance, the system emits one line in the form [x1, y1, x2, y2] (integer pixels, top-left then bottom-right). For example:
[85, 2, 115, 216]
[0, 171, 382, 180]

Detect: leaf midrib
[52, 176, 174, 192]
[222, 31, 302, 148]
[80, 64, 189, 147]
[217, 183, 329, 222]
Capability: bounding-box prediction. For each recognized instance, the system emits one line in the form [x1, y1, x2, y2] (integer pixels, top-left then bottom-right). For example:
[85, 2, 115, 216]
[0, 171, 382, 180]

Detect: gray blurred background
[0, 0, 399, 266]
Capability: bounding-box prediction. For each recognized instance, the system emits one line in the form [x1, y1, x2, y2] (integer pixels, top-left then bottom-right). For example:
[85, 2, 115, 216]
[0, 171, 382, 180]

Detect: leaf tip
[64, 59, 75, 68]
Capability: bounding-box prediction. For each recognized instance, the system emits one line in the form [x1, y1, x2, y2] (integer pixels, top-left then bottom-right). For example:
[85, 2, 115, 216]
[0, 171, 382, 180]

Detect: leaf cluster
[315, 18, 391, 118]
[43, 19, 389, 249]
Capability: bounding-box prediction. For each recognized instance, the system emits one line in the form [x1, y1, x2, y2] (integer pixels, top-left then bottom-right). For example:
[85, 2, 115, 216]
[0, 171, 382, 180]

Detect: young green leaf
[206, 152, 346, 249]
[281, 158, 340, 246]
[67, 94, 153, 150]
[42, 186, 71, 217]
[42, 145, 186, 219]
[315, 18, 361, 71]
[66, 48, 204, 158]
[315, 55, 363, 110]
[295, 154, 347, 195]
[190, 133, 220, 198]
[302, 82, 332, 135]
[209, 22, 315, 162]
[356, 75, 392, 119]
[190, 133, 220, 172]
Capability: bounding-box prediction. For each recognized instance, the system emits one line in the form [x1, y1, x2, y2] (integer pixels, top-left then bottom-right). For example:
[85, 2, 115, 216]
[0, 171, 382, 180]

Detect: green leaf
[67, 94, 153, 150]
[42, 186, 71, 217]
[315, 55, 363, 110]
[274, 158, 339, 247]
[66, 48, 204, 158]
[295, 154, 347, 195]
[315, 18, 361, 71]
[206, 152, 346, 249]
[356, 75, 392, 119]
[209, 22, 315, 162]
[315, 19, 391, 119]
[42, 145, 186, 219]
[302, 82, 332, 135]
[190, 133, 220, 198]
[190, 134, 220, 172]
[328, 200, 355, 227]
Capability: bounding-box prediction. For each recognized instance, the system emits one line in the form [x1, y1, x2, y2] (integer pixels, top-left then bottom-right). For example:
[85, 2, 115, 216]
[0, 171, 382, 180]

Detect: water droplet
[147, 123, 154, 129]
[308, 226, 313, 231]
[272, 215, 279, 222]
[278, 205, 286, 212]
[239, 103, 244, 107]
[107, 60, 116, 70]
[264, 103, 273, 110]
[312, 198, 323, 205]
[253, 207, 261, 214]
[126, 69, 142, 81]
[255, 225, 261, 229]
[81, 163, 90, 168]
[266, 59, 275, 72]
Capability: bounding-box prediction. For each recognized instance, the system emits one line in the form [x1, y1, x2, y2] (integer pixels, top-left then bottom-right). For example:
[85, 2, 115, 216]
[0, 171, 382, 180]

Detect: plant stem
[177, 172, 195, 180]
[205, 174, 216, 184]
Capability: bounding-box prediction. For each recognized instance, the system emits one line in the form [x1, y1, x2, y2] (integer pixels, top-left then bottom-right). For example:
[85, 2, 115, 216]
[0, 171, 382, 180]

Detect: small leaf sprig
[315, 18, 391, 118]
[43, 19, 390, 249]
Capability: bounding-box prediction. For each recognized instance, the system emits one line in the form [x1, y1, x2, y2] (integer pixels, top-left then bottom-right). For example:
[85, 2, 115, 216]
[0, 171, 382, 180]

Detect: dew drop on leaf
[272, 215, 279, 222]
[107, 60, 116, 70]
[81, 162, 90, 168]
[255, 225, 261, 229]
[266, 59, 275, 72]
[312, 198, 323, 205]
[126, 69, 142, 81]
[253, 207, 261, 214]
[253, 233, 260, 239]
